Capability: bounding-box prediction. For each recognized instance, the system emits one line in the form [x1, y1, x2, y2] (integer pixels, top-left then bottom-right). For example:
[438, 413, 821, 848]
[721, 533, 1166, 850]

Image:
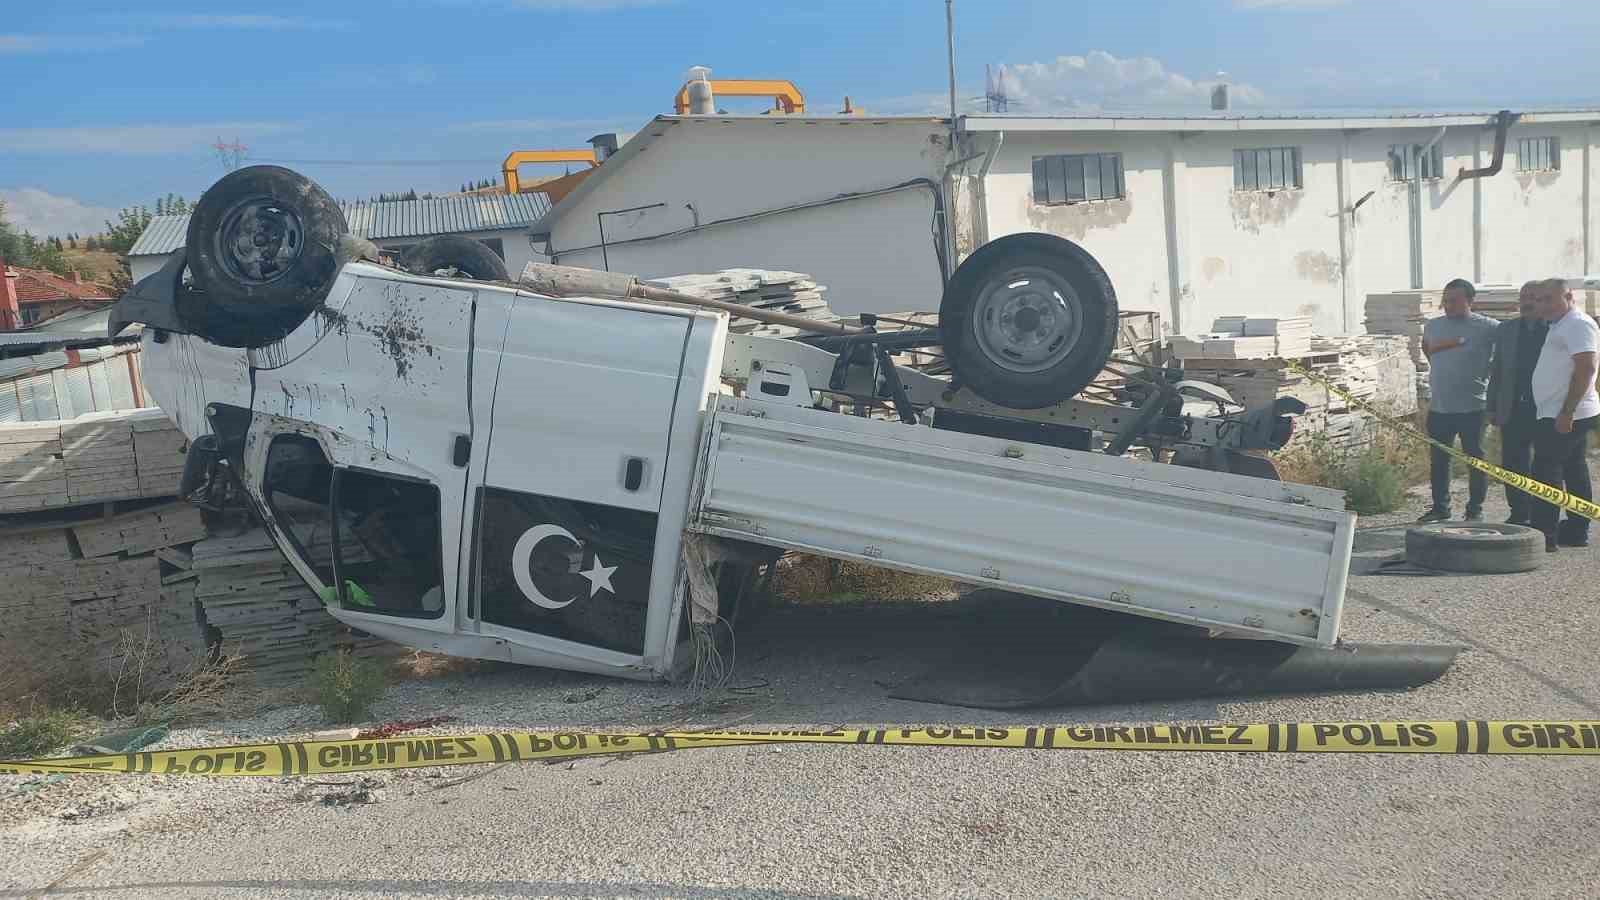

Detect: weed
[1275, 415, 1429, 515]
[770, 555, 956, 604]
[0, 706, 94, 759]
[313, 651, 388, 723]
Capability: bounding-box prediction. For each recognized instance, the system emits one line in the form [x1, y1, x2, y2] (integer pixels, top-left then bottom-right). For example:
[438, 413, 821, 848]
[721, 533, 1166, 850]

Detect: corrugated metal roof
[128, 192, 554, 256]
[127, 214, 191, 258]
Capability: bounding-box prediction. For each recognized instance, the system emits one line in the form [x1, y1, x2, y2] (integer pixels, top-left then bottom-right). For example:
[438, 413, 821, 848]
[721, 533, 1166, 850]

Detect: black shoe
[1506, 514, 1531, 526]
[1547, 537, 1561, 553]
[1417, 508, 1452, 524]
[1464, 507, 1484, 521]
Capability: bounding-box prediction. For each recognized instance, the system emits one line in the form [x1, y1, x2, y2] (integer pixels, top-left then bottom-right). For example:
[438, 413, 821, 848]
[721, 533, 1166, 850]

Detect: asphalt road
[4, 478, 1600, 898]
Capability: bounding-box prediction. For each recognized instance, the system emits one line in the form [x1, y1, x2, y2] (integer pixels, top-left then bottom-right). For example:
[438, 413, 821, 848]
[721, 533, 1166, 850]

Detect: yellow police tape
[5, 722, 1600, 776]
[1285, 361, 1599, 521]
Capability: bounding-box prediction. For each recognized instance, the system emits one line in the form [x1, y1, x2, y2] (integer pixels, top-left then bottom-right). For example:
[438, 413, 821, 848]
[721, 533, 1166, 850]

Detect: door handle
[623, 457, 646, 492]
[451, 434, 471, 468]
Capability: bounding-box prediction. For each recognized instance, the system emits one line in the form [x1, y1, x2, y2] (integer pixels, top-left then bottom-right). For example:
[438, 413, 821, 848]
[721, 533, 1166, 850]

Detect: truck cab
[150, 261, 724, 678]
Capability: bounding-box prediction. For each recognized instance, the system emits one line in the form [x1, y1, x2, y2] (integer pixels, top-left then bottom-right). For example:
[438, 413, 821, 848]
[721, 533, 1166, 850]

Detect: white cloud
[0, 33, 145, 54]
[0, 122, 298, 155]
[992, 51, 1265, 112]
[0, 189, 121, 238]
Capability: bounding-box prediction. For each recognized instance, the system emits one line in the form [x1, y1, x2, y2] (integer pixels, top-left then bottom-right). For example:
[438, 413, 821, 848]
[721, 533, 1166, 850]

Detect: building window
[1031, 153, 1125, 205]
[1388, 143, 1444, 181]
[1233, 147, 1302, 191]
[1517, 137, 1560, 172]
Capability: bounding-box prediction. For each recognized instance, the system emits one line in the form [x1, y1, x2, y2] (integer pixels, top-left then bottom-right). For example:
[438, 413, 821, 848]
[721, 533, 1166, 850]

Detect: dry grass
[1275, 415, 1431, 515]
[770, 554, 956, 604]
[58, 248, 124, 284]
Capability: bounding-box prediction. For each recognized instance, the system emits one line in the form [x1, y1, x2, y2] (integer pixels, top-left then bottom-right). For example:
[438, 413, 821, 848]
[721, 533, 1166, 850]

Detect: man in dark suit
[1487, 281, 1548, 525]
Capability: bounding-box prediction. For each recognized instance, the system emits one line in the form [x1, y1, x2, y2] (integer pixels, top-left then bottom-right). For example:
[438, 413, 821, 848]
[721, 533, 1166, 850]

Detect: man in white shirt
[1529, 278, 1600, 551]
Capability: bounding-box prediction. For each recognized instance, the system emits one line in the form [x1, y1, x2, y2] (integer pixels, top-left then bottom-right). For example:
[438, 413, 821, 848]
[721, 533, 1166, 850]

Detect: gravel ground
[4, 472, 1599, 898]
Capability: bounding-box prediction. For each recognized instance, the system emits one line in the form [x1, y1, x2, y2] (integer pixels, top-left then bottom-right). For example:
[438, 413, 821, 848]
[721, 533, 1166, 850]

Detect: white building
[536, 109, 1600, 336]
[127, 192, 554, 285]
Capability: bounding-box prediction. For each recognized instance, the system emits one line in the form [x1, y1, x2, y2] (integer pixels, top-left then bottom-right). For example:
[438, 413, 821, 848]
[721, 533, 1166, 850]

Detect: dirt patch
[1230, 190, 1303, 234]
[1025, 193, 1133, 241]
[1294, 250, 1340, 284]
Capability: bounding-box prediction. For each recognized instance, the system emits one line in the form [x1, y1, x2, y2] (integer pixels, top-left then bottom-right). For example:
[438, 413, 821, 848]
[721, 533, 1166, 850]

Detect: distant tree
[29, 233, 71, 277]
[0, 200, 27, 265]
[404, 189, 418, 201]
[102, 206, 152, 256]
[68, 236, 77, 249]
[85, 235, 99, 252]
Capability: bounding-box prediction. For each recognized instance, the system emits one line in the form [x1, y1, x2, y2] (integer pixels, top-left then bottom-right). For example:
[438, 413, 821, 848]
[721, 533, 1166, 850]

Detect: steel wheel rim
[214, 196, 305, 285]
[969, 266, 1083, 374]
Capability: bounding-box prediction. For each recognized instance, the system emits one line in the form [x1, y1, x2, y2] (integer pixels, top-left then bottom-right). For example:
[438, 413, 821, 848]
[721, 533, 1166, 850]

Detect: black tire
[400, 236, 510, 281]
[1405, 523, 1545, 574]
[1224, 450, 1282, 480]
[939, 233, 1118, 409]
[183, 166, 346, 346]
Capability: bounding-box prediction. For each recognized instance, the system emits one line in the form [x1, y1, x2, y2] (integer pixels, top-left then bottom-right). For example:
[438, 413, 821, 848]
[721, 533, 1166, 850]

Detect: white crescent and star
[510, 524, 619, 610]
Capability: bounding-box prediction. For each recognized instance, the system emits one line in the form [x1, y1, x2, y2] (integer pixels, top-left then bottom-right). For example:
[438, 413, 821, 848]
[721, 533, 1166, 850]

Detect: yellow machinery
[502, 149, 599, 194]
[673, 79, 806, 115]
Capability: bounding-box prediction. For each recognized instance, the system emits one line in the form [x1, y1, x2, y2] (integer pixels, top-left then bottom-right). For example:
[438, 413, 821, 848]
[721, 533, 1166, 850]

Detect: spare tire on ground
[1405, 522, 1545, 574]
[182, 165, 347, 347]
[399, 235, 510, 281]
[939, 233, 1118, 409]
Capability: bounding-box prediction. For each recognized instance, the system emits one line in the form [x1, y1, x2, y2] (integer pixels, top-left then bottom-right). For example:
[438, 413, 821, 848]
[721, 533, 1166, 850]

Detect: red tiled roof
[5, 266, 116, 303]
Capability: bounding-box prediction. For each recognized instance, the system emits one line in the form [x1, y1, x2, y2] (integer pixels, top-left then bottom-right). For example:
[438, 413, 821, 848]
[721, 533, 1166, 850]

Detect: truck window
[262, 434, 336, 587]
[333, 469, 446, 618]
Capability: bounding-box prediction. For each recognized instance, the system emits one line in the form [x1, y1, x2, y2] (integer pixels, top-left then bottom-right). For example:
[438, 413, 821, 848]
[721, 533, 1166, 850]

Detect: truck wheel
[940, 234, 1118, 409]
[400, 236, 510, 281]
[183, 166, 347, 345]
[1405, 523, 1544, 574]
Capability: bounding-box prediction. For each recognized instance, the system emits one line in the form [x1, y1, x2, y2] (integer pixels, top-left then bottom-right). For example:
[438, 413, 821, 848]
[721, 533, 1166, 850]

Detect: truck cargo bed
[690, 396, 1353, 646]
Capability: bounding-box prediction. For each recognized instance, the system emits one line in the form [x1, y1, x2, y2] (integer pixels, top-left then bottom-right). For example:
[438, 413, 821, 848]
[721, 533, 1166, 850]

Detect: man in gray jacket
[1418, 278, 1500, 522]
[1487, 282, 1548, 525]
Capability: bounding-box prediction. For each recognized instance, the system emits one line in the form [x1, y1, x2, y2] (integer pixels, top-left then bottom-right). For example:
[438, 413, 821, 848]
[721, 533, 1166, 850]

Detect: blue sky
[3, 0, 1598, 237]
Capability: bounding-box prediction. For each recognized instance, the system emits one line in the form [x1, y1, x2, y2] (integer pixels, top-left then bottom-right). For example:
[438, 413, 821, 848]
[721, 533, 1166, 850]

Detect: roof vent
[1211, 72, 1230, 111]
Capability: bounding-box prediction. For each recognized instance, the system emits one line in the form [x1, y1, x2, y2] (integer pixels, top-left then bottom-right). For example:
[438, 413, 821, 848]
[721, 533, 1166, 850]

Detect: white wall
[129, 253, 172, 285]
[1178, 131, 1347, 336]
[977, 119, 1599, 337]
[1479, 122, 1595, 283]
[545, 118, 950, 316]
[981, 131, 1174, 318]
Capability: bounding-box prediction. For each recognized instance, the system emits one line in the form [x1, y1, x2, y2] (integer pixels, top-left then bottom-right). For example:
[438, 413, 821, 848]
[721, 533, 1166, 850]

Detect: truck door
[471, 294, 691, 661]
[247, 270, 483, 640]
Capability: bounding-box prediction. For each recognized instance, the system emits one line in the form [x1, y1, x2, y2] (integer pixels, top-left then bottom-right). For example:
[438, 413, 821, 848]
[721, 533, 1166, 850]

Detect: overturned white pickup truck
[112, 166, 1355, 682]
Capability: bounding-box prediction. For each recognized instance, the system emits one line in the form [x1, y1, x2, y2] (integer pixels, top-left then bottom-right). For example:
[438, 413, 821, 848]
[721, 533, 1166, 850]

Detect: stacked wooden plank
[0, 409, 187, 514]
[1172, 316, 1313, 361]
[191, 529, 399, 687]
[71, 501, 207, 559]
[647, 269, 834, 338]
[0, 501, 212, 694]
[1243, 316, 1313, 357]
[1179, 333, 1417, 453]
[131, 410, 187, 497]
[0, 422, 68, 513]
[61, 416, 142, 505]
